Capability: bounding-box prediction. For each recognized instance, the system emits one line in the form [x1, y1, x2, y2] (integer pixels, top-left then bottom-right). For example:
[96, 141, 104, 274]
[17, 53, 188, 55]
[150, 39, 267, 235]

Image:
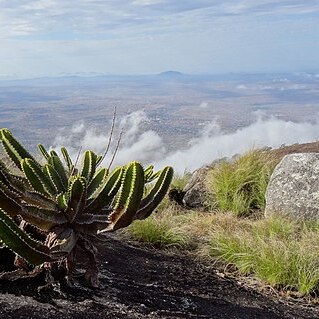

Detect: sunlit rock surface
[265, 153, 319, 220]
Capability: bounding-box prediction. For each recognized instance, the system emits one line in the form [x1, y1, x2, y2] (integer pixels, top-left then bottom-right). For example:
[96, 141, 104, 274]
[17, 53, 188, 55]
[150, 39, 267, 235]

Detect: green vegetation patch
[126, 149, 319, 297]
[127, 201, 319, 296]
[206, 150, 278, 216]
[209, 216, 319, 295]
[170, 171, 191, 190]
[129, 213, 189, 248]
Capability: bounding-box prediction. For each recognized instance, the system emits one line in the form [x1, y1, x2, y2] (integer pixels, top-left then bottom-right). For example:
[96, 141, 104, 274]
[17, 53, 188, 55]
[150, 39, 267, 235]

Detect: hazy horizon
[1, 70, 319, 82]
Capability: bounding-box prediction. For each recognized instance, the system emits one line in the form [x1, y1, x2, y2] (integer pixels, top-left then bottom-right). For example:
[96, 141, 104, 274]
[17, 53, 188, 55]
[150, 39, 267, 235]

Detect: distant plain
[0, 72, 318, 154]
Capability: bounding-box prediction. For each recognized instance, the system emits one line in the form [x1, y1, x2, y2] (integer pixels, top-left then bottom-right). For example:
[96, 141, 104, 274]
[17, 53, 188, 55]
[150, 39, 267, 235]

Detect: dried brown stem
[99, 107, 117, 165]
[70, 146, 82, 176]
[108, 128, 123, 171]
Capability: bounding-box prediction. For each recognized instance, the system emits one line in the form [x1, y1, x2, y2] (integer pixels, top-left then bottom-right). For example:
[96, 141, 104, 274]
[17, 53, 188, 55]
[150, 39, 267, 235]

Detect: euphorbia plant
[0, 128, 173, 287]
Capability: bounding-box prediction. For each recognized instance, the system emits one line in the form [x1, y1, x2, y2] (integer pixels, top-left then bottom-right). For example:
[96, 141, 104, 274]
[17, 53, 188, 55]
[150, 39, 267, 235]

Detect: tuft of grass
[128, 211, 189, 248]
[171, 171, 191, 190]
[206, 150, 277, 216]
[209, 216, 319, 295]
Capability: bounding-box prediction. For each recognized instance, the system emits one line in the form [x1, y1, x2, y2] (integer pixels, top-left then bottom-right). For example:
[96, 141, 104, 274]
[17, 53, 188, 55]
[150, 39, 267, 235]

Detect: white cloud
[132, 0, 163, 5]
[156, 116, 319, 173]
[51, 111, 319, 174]
[51, 110, 166, 168]
[0, 0, 318, 40]
[221, 1, 319, 16]
[22, 0, 56, 11]
[71, 122, 85, 134]
[199, 102, 208, 108]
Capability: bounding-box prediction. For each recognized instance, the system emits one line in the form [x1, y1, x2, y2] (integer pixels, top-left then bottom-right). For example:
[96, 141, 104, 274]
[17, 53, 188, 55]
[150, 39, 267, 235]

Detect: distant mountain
[158, 71, 184, 77]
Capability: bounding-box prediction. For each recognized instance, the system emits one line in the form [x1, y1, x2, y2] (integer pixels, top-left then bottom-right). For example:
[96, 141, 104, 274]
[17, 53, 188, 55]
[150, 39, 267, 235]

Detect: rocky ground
[0, 235, 318, 319]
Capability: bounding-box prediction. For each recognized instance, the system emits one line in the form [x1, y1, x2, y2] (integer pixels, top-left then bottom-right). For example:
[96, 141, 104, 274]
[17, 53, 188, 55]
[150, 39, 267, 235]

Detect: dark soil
[269, 141, 319, 161]
[0, 235, 319, 319]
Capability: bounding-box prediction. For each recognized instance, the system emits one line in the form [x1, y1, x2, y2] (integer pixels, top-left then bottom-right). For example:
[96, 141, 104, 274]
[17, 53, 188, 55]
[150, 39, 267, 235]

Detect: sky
[0, 0, 319, 78]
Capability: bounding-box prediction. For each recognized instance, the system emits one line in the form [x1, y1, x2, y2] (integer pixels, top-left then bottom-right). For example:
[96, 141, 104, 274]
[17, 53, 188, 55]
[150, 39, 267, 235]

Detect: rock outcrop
[182, 166, 211, 208]
[265, 153, 319, 220]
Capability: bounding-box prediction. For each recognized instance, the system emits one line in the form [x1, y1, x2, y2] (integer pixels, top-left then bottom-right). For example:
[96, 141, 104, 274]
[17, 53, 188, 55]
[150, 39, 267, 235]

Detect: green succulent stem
[0, 128, 173, 286]
[107, 162, 145, 231]
[0, 208, 52, 265]
[0, 128, 35, 169]
[135, 166, 174, 220]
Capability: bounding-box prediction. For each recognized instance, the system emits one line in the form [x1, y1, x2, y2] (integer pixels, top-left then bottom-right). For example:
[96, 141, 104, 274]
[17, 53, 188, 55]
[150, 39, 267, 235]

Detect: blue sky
[0, 0, 318, 78]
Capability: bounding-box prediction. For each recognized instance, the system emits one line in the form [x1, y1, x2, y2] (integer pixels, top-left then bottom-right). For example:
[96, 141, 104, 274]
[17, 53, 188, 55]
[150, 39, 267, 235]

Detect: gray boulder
[182, 166, 211, 208]
[265, 153, 319, 220]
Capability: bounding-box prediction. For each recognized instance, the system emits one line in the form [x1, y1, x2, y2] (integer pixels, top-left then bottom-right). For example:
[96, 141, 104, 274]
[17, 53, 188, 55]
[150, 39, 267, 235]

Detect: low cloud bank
[156, 117, 319, 172]
[51, 111, 166, 168]
[51, 111, 319, 173]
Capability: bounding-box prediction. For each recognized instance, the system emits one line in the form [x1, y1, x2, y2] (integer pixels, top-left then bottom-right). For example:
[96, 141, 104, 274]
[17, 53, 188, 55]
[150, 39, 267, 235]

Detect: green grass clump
[129, 214, 189, 248]
[209, 216, 319, 295]
[171, 171, 191, 190]
[207, 150, 277, 216]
